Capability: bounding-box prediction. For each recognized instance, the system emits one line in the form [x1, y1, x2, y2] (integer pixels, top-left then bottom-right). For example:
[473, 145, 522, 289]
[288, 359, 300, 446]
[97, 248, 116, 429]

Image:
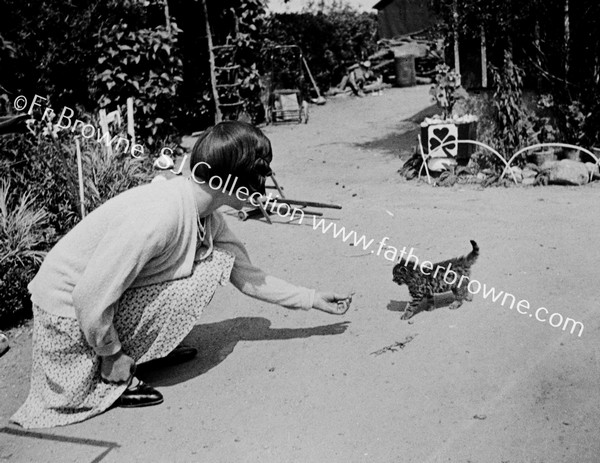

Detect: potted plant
[420, 64, 478, 166]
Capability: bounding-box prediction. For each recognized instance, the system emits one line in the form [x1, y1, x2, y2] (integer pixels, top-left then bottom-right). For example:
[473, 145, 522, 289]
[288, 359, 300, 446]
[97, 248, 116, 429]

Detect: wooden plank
[201, 0, 222, 123]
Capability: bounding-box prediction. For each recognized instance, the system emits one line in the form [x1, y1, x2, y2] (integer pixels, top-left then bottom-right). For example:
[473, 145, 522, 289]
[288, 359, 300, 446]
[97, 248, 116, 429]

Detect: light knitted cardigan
[28, 177, 315, 356]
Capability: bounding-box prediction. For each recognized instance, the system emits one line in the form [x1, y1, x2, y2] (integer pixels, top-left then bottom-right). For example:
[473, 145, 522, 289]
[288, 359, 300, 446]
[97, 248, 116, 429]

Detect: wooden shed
[373, 0, 436, 39]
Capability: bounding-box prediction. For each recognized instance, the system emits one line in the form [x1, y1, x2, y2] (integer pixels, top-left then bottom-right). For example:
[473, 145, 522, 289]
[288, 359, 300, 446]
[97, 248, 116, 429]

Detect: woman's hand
[313, 291, 354, 315]
[100, 351, 136, 384]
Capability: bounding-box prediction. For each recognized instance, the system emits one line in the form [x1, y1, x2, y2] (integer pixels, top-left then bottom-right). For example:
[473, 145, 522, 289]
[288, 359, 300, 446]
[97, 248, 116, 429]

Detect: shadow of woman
[136, 317, 350, 387]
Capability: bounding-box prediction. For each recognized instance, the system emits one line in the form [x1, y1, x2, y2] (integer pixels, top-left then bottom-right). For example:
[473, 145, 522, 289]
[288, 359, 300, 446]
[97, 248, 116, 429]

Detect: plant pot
[558, 148, 580, 161]
[420, 120, 478, 166]
[526, 149, 556, 166]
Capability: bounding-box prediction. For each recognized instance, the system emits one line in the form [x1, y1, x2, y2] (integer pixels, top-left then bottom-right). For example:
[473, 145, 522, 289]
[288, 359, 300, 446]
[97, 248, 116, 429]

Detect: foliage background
[0, 122, 154, 327]
[264, 3, 378, 93]
[431, 0, 600, 155]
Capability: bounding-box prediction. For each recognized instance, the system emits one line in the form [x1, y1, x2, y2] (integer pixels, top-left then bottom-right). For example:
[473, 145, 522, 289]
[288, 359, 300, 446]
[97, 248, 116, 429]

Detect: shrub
[263, 5, 378, 92]
[0, 113, 154, 327]
[0, 110, 156, 234]
[489, 51, 534, 160]
[0, 131, 80, 236]
[0, 180, 50, 328]
[77, 132, 155, 213]
[92, 22, 184, 150]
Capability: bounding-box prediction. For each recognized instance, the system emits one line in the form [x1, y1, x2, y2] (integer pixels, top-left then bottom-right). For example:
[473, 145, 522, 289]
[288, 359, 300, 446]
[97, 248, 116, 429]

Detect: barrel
[394, 55, 416, 87]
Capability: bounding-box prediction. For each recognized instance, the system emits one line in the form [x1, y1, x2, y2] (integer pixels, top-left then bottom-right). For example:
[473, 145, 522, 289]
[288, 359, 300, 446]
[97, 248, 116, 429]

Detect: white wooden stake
[127, 97, 136, 145]
[481, 25, 488, 88]
[453, 0, 460, 75]
[75, 138, 86, 219]
[98, 109, 114, 157]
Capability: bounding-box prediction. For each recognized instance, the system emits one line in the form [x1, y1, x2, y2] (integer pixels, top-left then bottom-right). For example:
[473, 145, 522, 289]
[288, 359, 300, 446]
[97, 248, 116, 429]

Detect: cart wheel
[238, 210, 249, 221]
[301, 101, 309, 124]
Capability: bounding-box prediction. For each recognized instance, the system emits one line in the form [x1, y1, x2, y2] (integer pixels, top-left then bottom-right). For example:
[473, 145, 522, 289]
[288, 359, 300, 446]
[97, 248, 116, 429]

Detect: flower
[429, 65, 466, 119]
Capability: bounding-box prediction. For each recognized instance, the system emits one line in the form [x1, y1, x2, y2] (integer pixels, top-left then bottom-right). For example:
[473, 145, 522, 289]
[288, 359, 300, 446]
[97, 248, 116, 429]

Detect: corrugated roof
[373, 0, 394, 10]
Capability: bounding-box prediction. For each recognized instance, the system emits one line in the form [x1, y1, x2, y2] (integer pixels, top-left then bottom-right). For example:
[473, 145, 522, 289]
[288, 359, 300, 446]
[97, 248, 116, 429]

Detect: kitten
[393, 240, 479, 320]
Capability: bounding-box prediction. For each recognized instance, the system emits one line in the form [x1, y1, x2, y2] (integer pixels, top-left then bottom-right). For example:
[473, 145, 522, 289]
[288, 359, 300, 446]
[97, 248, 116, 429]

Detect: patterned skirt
[10, 248, 235, 429]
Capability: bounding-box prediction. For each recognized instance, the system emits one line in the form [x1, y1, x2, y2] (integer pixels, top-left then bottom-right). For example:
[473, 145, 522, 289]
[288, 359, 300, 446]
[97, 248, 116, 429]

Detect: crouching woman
[11, 121, 352, 429]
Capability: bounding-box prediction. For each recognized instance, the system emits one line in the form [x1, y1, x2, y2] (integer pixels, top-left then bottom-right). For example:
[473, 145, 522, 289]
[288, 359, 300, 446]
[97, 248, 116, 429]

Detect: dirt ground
[1, 86, 599, 463]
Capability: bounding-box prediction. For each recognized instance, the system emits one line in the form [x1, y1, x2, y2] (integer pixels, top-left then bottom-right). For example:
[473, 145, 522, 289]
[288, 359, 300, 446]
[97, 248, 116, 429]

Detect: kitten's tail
[466, 240, 479, 264]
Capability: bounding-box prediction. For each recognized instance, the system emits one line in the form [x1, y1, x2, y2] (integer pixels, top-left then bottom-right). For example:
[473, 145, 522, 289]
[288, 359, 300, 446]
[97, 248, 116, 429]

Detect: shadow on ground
[353, 122, 419, 157]
[404, 103, 439, 123]
[137, 317, 350, 387]
[387, 292, 464, 318]
[386, 299, 408, 313]
[352, 105, 438, 157]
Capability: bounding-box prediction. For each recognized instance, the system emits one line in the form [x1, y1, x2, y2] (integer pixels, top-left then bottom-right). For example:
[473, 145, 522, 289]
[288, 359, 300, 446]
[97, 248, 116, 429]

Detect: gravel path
[1, 86, 599, 463]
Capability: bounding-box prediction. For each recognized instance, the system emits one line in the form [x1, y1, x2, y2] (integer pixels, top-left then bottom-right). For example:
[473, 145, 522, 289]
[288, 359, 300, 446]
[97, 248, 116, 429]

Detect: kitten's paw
[449, 301, 463, 310]
[400, 310, 414, 321]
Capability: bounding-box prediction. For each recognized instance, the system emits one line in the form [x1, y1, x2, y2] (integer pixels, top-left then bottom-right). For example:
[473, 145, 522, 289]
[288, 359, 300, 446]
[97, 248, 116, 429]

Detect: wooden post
[201, 0, 222, 124]
[453, 0, 460, 74]
[595, 44, 600, 86]
[98, 109, 113, 157]
[480, 24, 487, 88]
[127, 97, 136, 145]
[564, 0, 570, 77]
[534, 18, 544, 90]
[75, 138, 86, 219]
[163, 0, 172, 37]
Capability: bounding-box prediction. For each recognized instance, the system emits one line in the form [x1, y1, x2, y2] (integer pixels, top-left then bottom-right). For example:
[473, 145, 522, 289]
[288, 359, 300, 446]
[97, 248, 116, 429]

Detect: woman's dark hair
[190, 121, 272, 195]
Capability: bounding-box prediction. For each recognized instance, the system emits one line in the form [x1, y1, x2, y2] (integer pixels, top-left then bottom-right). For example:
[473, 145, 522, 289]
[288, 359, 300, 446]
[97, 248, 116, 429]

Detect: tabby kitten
[393, 240, 479, 320]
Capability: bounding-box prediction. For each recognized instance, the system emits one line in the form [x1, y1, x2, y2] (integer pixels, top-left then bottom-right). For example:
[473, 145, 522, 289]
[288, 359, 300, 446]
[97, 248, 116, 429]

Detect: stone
[585, 162, 600, 180]
[507, 166, 523, 183]
[545, 159, 589, 186]
[0, 333, 9, 358]
[540, 160, 560, 171]
[522, 177, 537, 186]
[427, 157, 457, 172]
[522, 168, 538, 179]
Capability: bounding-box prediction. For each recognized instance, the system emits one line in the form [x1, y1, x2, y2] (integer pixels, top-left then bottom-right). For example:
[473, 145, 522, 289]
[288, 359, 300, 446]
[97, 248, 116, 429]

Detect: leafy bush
[92, 23, 184, 150]
[0, 113, 154, 327]
[489, 52, 534, 160]
[1, 0, 184, 142]
[264, 5, 378, 92]
[0, 0, 161, 109]
[537, 97, 590, 146]
[77, 132, 155, 213]
[0, 131, 80, 236]
[226, 0, 270, 123]
[0, 110, 155, 235]
[0, 180, 50, 327]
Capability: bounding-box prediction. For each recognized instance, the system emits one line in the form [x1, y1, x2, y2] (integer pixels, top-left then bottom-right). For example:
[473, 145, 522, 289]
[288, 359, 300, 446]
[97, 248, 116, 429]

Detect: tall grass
[0, 180, 48, 267]
[78, 135, 154, 214]
[0, 180, 50, 327]
[0, 117, 155, 328]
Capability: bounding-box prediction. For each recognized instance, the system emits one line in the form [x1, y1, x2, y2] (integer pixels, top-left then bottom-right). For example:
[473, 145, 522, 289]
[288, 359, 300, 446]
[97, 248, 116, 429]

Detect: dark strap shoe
[115, 380, 163, 408]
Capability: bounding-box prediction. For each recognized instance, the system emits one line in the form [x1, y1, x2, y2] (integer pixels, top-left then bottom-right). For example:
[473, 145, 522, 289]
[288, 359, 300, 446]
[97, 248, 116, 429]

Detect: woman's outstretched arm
[211, 212, 352, 314]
